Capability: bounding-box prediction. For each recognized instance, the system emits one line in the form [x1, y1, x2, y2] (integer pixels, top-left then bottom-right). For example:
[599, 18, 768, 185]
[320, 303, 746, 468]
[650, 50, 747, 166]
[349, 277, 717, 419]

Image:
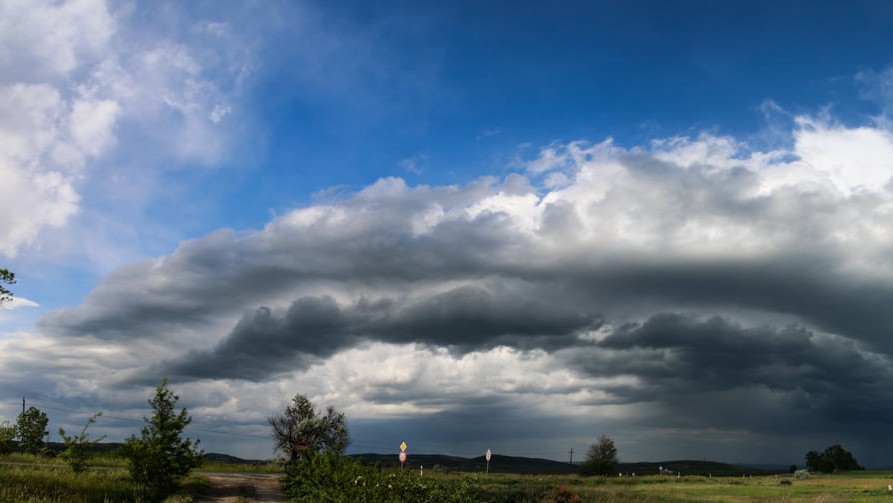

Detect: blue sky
[4, 0, 893, 465]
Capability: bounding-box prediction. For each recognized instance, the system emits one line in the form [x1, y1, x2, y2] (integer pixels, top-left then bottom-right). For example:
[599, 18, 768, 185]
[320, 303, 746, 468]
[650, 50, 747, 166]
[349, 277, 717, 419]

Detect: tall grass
[0, 453, 208, 502]
[0, 463, 137, 502]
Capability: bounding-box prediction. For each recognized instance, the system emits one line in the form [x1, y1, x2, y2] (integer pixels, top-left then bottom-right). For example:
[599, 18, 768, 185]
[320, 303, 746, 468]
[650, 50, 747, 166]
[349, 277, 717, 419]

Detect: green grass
[198, 459, 283, 474]
[6, 451, 893, 503]
[412, 471, 893, 502]
[0, 454, 209, 502]
[0, 462, 137, 502]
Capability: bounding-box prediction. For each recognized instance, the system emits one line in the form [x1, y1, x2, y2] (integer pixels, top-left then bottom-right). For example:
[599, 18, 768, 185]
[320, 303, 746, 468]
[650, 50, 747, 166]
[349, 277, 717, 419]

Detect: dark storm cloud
[383, 285, 599, 351]
[161, 296, 351, 380]
[349, 397, 587, 457]
[39, 152, 893, 357]
[564, 256, 893, 354]
[37, 180, 533, 341]
[26, 134, 893, 465]
[566, 313, 893, 423]
[158, 285, 599, 381]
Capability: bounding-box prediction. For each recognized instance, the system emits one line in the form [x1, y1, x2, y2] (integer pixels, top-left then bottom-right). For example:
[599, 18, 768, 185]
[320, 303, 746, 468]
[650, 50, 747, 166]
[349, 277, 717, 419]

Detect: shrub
[282, 451, 473, 502]
[579, 435, 618, 476]
[0, 421, 15, 455]
[793, 469, 811, 480]
[804, 444, 863, 473]
[16, 406, 48, 455]
[58, 412, 106, 473]
[544, 486, 585, 503]
[269, 393, 349, 462]
[122, 379, 203, 501]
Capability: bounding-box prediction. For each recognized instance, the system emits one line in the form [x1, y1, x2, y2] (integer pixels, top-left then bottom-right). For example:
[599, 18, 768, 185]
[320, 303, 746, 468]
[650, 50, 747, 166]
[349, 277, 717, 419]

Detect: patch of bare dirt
[193, 472, 286, 503]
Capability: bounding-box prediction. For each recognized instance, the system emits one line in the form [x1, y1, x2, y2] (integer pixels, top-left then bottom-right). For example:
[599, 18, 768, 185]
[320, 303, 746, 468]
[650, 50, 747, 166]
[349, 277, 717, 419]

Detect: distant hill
[32, 442, 779, 475]
[352, 453, 577, 474]
[38, 442, 270, 465]
[351, 453, 778, 476]
[203, 452, 272, 465]
[617, 460, 774, 476]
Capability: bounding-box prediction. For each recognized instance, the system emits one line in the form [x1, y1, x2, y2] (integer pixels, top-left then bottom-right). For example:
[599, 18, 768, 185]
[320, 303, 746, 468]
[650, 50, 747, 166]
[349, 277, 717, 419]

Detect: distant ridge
[352, 453, 577, 474]
[40, 442, 270, 465]
[352, 453, 779, 476]
[617, 460, 774, 476]
[37, 442, 779, 474]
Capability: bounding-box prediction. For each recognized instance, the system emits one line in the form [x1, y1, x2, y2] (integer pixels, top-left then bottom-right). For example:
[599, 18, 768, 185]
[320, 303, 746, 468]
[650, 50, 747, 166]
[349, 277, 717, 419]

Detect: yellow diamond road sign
[400, 442, 407, 452]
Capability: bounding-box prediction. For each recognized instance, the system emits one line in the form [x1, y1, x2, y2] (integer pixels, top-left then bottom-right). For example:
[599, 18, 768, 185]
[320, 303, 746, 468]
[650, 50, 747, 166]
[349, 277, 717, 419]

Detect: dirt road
[193, 472, 286, 502]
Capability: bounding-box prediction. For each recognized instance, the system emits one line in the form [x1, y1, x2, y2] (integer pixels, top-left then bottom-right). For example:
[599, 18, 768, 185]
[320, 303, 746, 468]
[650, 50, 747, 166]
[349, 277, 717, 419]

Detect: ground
[193, 472, 286, 503]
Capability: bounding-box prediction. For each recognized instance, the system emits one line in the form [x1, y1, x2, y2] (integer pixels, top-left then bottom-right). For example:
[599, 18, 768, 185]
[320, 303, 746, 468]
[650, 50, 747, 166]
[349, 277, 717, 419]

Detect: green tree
[122, 379, 203, 500]
[58, 412, 106, 473]
[579, 435, 619, 476]
[268, 393, 349, 462]
[0, 268, 14, 305]
[0, 421, 15, 455]
[804, 444, 863, 473]
[17, 406, 48, 455]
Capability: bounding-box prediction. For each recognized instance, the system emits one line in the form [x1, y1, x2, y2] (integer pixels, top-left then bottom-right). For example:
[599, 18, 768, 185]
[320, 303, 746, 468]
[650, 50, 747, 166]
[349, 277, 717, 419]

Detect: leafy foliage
[122, 379, 203, 500]
[269, 393, 349, 461]
[282, 451, 473, 503]
[580, 435, 619, 476]
[58, 412, 107, 473]
[804, 444, 863, 473]
[0, 420, 15, 455]
[544, 486, 585, 503]
[16, 406, 48, 455]
[0, 268, 14, 305]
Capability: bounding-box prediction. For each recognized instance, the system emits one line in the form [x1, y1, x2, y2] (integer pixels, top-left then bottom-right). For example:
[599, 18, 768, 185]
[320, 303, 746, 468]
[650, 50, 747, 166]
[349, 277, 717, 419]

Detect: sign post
[486, 448, 492, 474]
[399, 442, 407, 471]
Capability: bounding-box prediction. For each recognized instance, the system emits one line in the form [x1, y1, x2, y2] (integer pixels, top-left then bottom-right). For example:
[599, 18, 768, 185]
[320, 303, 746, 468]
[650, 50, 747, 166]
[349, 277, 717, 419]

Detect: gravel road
[193, 472, 286, 502]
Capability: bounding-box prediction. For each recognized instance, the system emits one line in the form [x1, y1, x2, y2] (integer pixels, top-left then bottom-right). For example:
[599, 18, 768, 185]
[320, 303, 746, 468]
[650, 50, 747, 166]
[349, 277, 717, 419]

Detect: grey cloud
[381, 285, 599, 351]
[161, 296, 352, 381]
[27, 134, 893, 465]
[40, 152, 893, 355]
[568, 313, 893, 424]
[39, 180, 537, 341]
[158, 285, 600, 381]
[566, 257, 893, 354]
[348, 398, 587, 457]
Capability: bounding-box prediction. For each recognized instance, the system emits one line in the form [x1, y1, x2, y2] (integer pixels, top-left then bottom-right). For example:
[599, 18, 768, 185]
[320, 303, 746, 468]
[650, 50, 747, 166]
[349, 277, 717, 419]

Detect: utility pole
[21, 397, 25, 455]
[569, 448, 574, 465]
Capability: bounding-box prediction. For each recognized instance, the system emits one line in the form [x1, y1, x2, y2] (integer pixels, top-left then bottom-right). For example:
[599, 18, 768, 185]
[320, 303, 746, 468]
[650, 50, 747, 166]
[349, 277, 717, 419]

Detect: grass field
[0, 453, 279, 502]
[3, 451, 893, 502]
[447, 471, 893, 502]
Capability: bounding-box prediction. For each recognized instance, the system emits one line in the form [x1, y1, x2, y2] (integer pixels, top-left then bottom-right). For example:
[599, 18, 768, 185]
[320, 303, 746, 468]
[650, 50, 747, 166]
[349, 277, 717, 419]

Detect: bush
[269, 393, 349, 462]
[17, 406, 48, 455]
[282, 451, 474, 503]
[804, 444, 863, 473]
[0, 421, 15, 455]
[122, 379, 203, 501]
[544, 486, 584, 503]
[579, 435, 618, 476]
[58, 412, 106, 473]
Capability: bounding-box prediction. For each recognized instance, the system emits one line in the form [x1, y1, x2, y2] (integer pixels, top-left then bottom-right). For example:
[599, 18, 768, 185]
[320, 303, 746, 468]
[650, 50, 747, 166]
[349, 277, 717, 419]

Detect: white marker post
[400, 442, 407, 471]
[486, 448, 492, 474]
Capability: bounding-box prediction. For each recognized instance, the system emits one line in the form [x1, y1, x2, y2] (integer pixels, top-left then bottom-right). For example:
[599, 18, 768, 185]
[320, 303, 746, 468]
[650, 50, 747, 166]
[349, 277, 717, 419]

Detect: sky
[3, 0, 893, 467]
